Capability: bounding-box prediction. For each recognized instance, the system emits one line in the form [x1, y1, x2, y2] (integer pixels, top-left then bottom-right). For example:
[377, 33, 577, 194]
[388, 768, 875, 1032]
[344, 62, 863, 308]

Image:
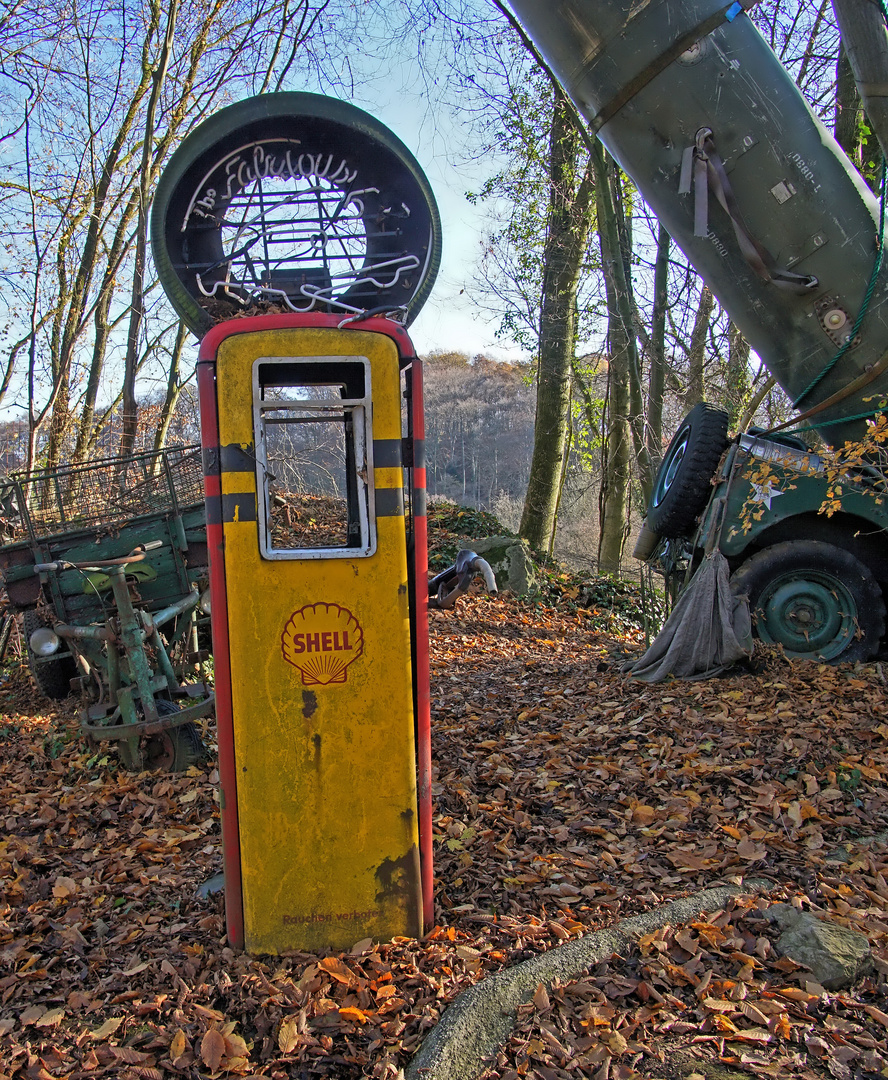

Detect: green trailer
[0, 445, 213, 770]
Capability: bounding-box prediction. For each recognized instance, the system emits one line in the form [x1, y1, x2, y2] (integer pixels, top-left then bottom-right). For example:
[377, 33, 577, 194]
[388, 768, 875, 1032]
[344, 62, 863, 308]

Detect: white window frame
[252, 355, 376, 560]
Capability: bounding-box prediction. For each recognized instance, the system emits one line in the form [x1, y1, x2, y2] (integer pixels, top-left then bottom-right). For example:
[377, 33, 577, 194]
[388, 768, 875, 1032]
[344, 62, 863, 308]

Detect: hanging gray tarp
[625, 552, 753, 683]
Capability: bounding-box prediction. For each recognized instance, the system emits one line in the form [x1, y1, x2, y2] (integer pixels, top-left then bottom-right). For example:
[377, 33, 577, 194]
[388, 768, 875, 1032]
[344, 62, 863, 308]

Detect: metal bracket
[80, 691, 215, 741]
[814, 293, 859, 348]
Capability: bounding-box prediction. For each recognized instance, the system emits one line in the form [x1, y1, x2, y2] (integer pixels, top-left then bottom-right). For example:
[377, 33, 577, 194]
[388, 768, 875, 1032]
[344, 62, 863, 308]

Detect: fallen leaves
[488, 895, 888, 1078]
[0, 579, 887, 1078]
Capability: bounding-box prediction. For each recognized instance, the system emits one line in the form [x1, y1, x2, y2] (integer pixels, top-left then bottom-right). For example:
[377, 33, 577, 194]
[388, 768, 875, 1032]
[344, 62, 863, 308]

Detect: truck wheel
[648, 403, 729, 537]
[22, 610, 76, 701]
[731, 541, 885, 662]
[142, 698, 208, 772]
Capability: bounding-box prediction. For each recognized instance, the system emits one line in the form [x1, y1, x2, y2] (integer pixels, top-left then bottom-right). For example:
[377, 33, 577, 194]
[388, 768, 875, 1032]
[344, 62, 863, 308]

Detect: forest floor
[1, 510, 887, 1080]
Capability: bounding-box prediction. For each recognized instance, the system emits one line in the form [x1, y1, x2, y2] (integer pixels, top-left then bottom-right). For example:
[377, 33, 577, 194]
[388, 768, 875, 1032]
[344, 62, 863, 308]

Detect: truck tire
[648, 404, 729, 538]
[731, 541, 885, 663]
[142, 698, 208, 772]
[22, 610, 76, 701]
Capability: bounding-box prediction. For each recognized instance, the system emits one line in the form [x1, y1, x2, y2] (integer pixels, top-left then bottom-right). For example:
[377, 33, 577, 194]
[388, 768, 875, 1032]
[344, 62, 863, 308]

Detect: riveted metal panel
[510, 0, 888, 444]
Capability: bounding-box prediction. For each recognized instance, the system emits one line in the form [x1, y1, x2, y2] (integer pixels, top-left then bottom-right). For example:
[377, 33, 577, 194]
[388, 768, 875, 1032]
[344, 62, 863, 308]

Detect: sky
[331, 38, 528, 364]
[0, 4, 528, 429]
[357, 106, 521, 363]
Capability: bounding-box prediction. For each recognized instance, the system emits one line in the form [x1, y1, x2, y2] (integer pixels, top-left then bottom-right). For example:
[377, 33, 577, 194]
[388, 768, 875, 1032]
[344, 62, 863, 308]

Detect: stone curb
[406, 881, 771, 1080]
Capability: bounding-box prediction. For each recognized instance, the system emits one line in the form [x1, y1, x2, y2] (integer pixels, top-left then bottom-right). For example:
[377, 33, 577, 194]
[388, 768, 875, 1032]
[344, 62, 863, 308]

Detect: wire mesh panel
[5, 445, 204, 540]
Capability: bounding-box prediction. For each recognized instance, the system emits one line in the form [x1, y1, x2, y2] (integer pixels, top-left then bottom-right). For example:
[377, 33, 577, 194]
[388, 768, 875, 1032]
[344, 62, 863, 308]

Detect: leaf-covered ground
[1, 570, 888, 1078]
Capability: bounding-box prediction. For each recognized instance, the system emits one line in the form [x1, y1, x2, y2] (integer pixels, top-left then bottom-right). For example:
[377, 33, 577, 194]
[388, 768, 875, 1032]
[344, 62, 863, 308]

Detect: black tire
[151, 92, 442, 336]
[648, 403, 729, 537]
[22, 610, 76, 701]
[142, 698, 208, 772]
[731, 540, 885, 662]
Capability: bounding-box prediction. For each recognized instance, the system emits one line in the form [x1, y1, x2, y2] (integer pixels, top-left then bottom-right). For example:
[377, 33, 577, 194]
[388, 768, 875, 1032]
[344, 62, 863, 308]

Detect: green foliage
[468, 63, 603, 354]
[429, 498, 662, 636]
[562, 571, 666, 636]
[570, 355, 606, 468]
[837, 764, 863, 792]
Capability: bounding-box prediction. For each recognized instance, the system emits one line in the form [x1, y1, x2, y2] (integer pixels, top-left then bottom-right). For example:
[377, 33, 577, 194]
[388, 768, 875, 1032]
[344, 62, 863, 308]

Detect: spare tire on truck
[648, 404, 729, 538]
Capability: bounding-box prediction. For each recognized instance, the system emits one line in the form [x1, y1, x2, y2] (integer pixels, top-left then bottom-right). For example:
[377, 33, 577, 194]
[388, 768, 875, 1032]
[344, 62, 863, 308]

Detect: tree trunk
[152, 321, 189, 455]
[832, 0, 888, 171]
[725, 321, 751, 429]
[685, 284, 714, 408]
[120, 0, 180, 463]
[593, 143, 645, 571]
[645, 223, 670, 473]
[595, 212, 631, 566]
[834, 43, 862, 166]
[519, 87, 594, 552]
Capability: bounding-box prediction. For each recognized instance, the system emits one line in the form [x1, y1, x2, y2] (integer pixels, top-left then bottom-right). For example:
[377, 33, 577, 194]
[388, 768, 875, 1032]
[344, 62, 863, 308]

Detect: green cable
[793, 156, 887, 407]
[785, 400, 888, 436]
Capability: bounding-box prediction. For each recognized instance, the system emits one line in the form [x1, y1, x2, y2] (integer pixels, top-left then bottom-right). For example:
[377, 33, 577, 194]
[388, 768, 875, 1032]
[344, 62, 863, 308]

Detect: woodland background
[0, 0, 871, 574]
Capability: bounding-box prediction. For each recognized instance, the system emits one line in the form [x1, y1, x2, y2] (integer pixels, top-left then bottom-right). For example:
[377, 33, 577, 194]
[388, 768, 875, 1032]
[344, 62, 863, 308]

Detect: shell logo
[281, 603, 364, 685]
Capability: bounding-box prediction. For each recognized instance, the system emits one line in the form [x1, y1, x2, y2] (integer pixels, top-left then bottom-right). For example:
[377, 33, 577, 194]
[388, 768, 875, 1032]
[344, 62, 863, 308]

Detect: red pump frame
[197, 312, 433, 946]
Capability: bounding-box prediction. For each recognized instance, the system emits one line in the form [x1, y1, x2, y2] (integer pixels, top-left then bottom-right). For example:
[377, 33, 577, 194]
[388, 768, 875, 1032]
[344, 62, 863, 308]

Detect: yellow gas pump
[153, 94, 440, 952]
[198, 314, 429, 953]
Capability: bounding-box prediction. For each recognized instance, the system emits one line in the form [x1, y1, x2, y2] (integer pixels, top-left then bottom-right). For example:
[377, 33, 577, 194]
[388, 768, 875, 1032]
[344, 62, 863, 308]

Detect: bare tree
[0, 0, 359, 470]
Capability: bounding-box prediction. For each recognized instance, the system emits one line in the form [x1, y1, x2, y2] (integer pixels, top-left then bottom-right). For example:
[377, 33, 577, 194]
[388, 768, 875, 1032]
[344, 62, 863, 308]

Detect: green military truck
[508, 0, 888, 662]
[643, 403, 888, 661]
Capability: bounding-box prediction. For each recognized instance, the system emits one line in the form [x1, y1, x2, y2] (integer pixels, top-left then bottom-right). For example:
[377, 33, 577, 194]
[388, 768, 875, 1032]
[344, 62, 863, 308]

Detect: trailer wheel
[142, 699, 208, 772]
[731, 541, 885, 662]
[648, 403, 729, 537]
[22, 610, 76, 701]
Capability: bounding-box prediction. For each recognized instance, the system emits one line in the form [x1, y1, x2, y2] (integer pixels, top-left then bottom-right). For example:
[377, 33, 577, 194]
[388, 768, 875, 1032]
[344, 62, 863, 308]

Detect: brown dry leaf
[225, 1032, 250, 1059]
[88, 1016, 124, 1039]
[702, 997, 734, 1013]
[601, 1029, 629, 1055]
[52, 875, 77, 898]
[201, 1027, 226, 1071]
[736, 837, 767, 860]
[278, 1017, 299, 1054]
[192, 1003, 225, 1021]
[169, 1029, 188, 1060]
[318, 956, 359, 986]
[110, 1045, 152, 1063]
[739, 1001, 770, 1025]
[630, 802, 657, 825]
[864, 1005, 888, 1029]
[338, 1006, 370, 1024]
[34, 1007, 64, 1028]
[532, 983, 550, 1011]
